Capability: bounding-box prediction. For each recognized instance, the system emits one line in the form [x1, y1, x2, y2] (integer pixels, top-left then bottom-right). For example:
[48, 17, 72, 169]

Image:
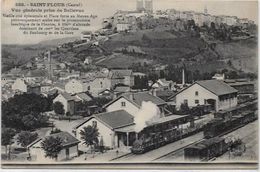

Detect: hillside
[2, 44, 53, 72]
[39, 36, 80, 46]
[215, 38, 257, 73]
[2, 29, 257, 75]
[102, 30, 206, 64]
[101, 30, 257, 73]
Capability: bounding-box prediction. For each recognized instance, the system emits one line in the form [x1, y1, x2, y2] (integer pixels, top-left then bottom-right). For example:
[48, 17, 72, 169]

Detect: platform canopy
[115, 125, 136, 133]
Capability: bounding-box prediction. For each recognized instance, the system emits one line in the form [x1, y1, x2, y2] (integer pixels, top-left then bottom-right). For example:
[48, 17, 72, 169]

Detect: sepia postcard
[1, 0, 258, 169]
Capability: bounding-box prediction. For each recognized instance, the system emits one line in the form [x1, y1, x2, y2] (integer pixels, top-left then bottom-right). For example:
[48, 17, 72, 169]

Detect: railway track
[112, 120, 257, 162]
[152, 138, 205, 161]
[110, 152, 136, 161]
[153, 119, 257, 161]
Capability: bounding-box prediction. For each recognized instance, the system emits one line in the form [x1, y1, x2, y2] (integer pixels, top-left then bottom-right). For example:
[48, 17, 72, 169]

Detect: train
[203, 110, 258, 139]
[131, 100, 257, 154]
[131, 105, 211, 154]
[184, 136, 242, 161]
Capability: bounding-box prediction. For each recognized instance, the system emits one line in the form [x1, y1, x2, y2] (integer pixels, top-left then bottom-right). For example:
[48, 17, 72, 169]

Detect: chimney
[47, 51, 53, 80]
[182, 68, 185, 85]
[129, 93, 134, 101]
[152, 88, 156, 96]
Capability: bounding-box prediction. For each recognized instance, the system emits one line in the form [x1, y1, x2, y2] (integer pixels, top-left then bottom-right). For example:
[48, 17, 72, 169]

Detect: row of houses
[157, 9, 254, 27]
[4, 69, 134, 97]
[102, 6, 255, 34]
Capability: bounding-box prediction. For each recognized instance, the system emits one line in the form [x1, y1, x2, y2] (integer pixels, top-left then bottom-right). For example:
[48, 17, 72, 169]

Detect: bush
[53, 102, 65, 115]
[50, 128, 62, 135]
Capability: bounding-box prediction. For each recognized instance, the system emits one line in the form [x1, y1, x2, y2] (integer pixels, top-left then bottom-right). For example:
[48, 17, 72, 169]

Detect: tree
[227, 60, 232, 67]
[50, 128, 62, 135]
[17, 131, 38, 148]
[22, 114, 38, 130]
[41, 136, 63, 161]
[210, 22, 216, 30]
[1, 128, 16, 159]
[80, 125, 99, 157]
[160, 70, 165, 78]
[53, 101, 65, 115]
[2, 93, 51, 130]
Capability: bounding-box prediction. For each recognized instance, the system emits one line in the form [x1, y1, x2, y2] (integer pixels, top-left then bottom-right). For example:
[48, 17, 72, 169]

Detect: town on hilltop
[1, 0, 258, 165]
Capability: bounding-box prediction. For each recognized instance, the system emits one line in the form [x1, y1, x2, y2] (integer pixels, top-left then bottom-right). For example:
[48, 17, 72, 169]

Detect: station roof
[74, 110, 134, 130]
[196, 80, 238, 96]
[147, 114, 188, 126]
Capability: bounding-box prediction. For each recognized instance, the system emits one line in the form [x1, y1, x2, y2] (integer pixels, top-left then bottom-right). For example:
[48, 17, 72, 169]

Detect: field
[215, 38, 258, 73]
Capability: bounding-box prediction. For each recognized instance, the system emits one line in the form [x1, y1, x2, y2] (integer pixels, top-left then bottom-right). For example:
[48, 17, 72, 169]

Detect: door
[207, 99, 216, 111]
[66, 148, 69, 159]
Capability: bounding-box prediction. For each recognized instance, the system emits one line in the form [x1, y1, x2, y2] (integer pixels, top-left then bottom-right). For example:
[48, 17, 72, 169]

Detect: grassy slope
[96, 53, 153, 69]
[2, 31, 256, 74]
[102, 30, 257, 73]
[215, 38, 257, 73]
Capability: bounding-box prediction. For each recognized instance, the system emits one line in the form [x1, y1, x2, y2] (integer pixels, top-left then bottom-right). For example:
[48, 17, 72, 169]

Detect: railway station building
[73, 110, 136, 149]
[169, 80, 238, 112]
[73, 109, 191, 150]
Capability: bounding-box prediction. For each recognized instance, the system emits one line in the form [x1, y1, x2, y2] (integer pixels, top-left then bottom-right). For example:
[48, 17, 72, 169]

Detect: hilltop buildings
[136, 0, 153, 13]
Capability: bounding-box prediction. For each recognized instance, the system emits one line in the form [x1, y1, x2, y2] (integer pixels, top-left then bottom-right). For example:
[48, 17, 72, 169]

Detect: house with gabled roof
[27, 131, 80, 161]
[109, 69, 134, 87]
[65, 77, 112, 97]
[53, 92, 81, 115]
[73, 110, 135, 149]
[74, 92, 92, 102]
[151, 78, 174, 90]
[103, 92, 171, 117]
[168, 80, 238, 112]
[12, 78, 41, 95]
[53, 91, 93, 115]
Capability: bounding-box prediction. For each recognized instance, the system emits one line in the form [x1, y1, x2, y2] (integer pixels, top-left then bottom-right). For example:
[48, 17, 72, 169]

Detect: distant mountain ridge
[38, 36, 80, 46]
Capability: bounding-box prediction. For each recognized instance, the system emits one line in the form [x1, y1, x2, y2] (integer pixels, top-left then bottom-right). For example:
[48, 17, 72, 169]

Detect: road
[154, 120, 258, 163]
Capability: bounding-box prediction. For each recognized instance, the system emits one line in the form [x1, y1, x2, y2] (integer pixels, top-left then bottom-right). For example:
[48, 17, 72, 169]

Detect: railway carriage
[204, 110, 257, 139]
[184, 137, 241, 161]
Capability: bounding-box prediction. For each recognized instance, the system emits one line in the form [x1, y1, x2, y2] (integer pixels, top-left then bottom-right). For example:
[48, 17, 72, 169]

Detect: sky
[1, 0, 258, 44]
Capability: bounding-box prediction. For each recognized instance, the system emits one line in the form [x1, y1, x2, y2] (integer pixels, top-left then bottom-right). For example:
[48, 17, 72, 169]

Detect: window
[100, 82, 103, 88]
[195, 91, 198, 96]
[184, 99, 188, 105]
[204, 99, 207, 104]
[87, 86, 90, 90]
[121, 102, 126, 107]
[195, 100, 199, 104]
